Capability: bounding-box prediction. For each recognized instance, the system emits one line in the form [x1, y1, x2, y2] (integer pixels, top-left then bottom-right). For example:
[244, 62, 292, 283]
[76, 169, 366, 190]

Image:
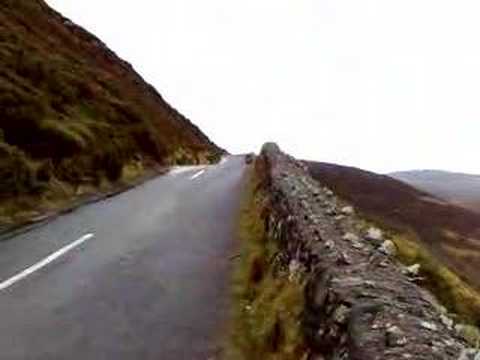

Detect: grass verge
[0, 159, 159, 233]
[224, 172, 308, 360]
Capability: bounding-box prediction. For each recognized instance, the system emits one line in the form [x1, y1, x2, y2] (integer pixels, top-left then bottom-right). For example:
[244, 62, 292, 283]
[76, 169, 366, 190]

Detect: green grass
[225, 173, 308, 360]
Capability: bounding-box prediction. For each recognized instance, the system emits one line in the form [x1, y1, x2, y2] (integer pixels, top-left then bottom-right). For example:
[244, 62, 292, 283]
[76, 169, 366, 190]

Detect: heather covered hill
[0, 0, 222, 225]
[391, 170, 480, 213]
[306, 161, 480, 297]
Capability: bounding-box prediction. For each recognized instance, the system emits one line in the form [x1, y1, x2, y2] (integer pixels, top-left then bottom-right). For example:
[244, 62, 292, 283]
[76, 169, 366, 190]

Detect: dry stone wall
[254, 143, 469, 360]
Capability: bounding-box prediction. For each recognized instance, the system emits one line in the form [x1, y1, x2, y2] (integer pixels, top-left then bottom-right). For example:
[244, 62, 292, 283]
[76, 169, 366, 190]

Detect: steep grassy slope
[391, 170, 480, 213]
[0, 0, 222, 225]
[306, 162, 480, 294]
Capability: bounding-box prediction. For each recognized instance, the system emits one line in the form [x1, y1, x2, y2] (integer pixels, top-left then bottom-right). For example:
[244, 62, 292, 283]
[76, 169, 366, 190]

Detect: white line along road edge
[0, 233, 94, 291]
[190, 169, 206, 180]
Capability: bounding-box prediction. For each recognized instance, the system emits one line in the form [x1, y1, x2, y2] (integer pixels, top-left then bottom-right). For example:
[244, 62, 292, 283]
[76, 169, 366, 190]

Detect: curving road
[0, 156, 246, 360]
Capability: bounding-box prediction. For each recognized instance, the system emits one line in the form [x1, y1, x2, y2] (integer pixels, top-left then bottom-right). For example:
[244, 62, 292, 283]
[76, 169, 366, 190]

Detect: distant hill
[0, 0, 222, 225]
[306, 161, 480, 293]
[390, 170, 480, 213]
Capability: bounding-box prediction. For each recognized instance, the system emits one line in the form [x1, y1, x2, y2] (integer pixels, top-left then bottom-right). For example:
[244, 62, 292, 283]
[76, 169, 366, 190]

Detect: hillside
[0, 0, 222, 226]
[391, 170, 480, 213]
[306, 162, 480, 295]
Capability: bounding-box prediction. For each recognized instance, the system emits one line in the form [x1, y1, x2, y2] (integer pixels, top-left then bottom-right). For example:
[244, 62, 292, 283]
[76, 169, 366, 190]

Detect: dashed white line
[169, 166, 203, 176]
[190, 169, 206, 180]
[0, 233, 94, 291]
[220, 156, 230, 165]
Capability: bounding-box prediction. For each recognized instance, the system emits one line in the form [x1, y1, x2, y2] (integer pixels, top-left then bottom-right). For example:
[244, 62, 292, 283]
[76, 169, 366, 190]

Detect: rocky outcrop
[254, 143, 468, 359]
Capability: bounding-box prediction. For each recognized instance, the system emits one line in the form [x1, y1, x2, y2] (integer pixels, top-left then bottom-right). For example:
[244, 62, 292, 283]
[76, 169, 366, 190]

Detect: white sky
[46, 0, 480, 174]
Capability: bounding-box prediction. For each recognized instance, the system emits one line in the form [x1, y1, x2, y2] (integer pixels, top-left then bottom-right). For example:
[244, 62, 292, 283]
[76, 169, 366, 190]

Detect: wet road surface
[0, 156, 246, 360]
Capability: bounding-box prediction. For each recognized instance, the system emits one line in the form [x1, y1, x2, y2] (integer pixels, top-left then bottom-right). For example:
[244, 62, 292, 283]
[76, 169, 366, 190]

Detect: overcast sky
[46, 0, 480, 174]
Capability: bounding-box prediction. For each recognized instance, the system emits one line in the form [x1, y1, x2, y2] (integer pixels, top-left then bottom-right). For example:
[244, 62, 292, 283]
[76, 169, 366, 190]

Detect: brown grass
[0, 0, 222, 225]
[224, 172, 308, 360]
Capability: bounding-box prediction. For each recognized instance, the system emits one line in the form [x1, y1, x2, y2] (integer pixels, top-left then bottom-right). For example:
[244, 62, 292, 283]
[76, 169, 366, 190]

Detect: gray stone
[365, 227, 383, 242]
[261, 142, 281, 154]
[337, 252, 352, 265]
[440, 314, 454, 329]
[379, 240, 397, 256]
[333, 305, 351, 324]
[343, 232, 364, 249]
[326, 208, 337, 216]
[332, 276, 365, 287]
[386, 325, 408, 347]
[324, 240, 335, 250]
[378, 260, 389, 268]
[324, 188, 334, 197]
[351, 242, 363, 250]
[420, 321, 438, 332]
[343, 232, 360, 242]
[403, 263, 421, 277]
[341, 206, 355, 215]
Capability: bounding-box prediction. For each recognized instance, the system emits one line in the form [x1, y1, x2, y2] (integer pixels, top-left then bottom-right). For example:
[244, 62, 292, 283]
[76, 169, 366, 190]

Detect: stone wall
[254, 143, 468, 360]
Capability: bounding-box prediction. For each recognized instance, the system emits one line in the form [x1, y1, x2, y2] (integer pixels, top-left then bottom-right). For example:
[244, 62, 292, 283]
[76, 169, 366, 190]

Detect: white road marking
[190, 169, 206, 180]
[168, 166, 203, 176]
[220, 156, 230, 165]
[0, 233, 94, 291]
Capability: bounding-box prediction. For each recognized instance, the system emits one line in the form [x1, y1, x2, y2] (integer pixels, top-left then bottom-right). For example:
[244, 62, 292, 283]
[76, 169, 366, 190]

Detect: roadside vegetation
[225, 173, 307, 360]
[0, 1, 221, 228]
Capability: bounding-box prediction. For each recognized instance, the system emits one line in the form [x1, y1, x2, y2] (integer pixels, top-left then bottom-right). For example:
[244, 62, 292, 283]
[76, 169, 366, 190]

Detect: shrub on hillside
[39, 120, 88, 154]
[15, 51, 48, 85]
[0, 142, 37, 196]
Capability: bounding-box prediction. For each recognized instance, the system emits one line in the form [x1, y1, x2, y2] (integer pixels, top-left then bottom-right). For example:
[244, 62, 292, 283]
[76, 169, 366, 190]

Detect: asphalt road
[0, 156, 247, 360]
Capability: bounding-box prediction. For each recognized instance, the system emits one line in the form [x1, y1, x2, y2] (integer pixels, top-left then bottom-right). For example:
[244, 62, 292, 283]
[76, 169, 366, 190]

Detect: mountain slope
[391, 170, 480, 213]
[0, 0, 222, 225]
[306, 161, 480, 292]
